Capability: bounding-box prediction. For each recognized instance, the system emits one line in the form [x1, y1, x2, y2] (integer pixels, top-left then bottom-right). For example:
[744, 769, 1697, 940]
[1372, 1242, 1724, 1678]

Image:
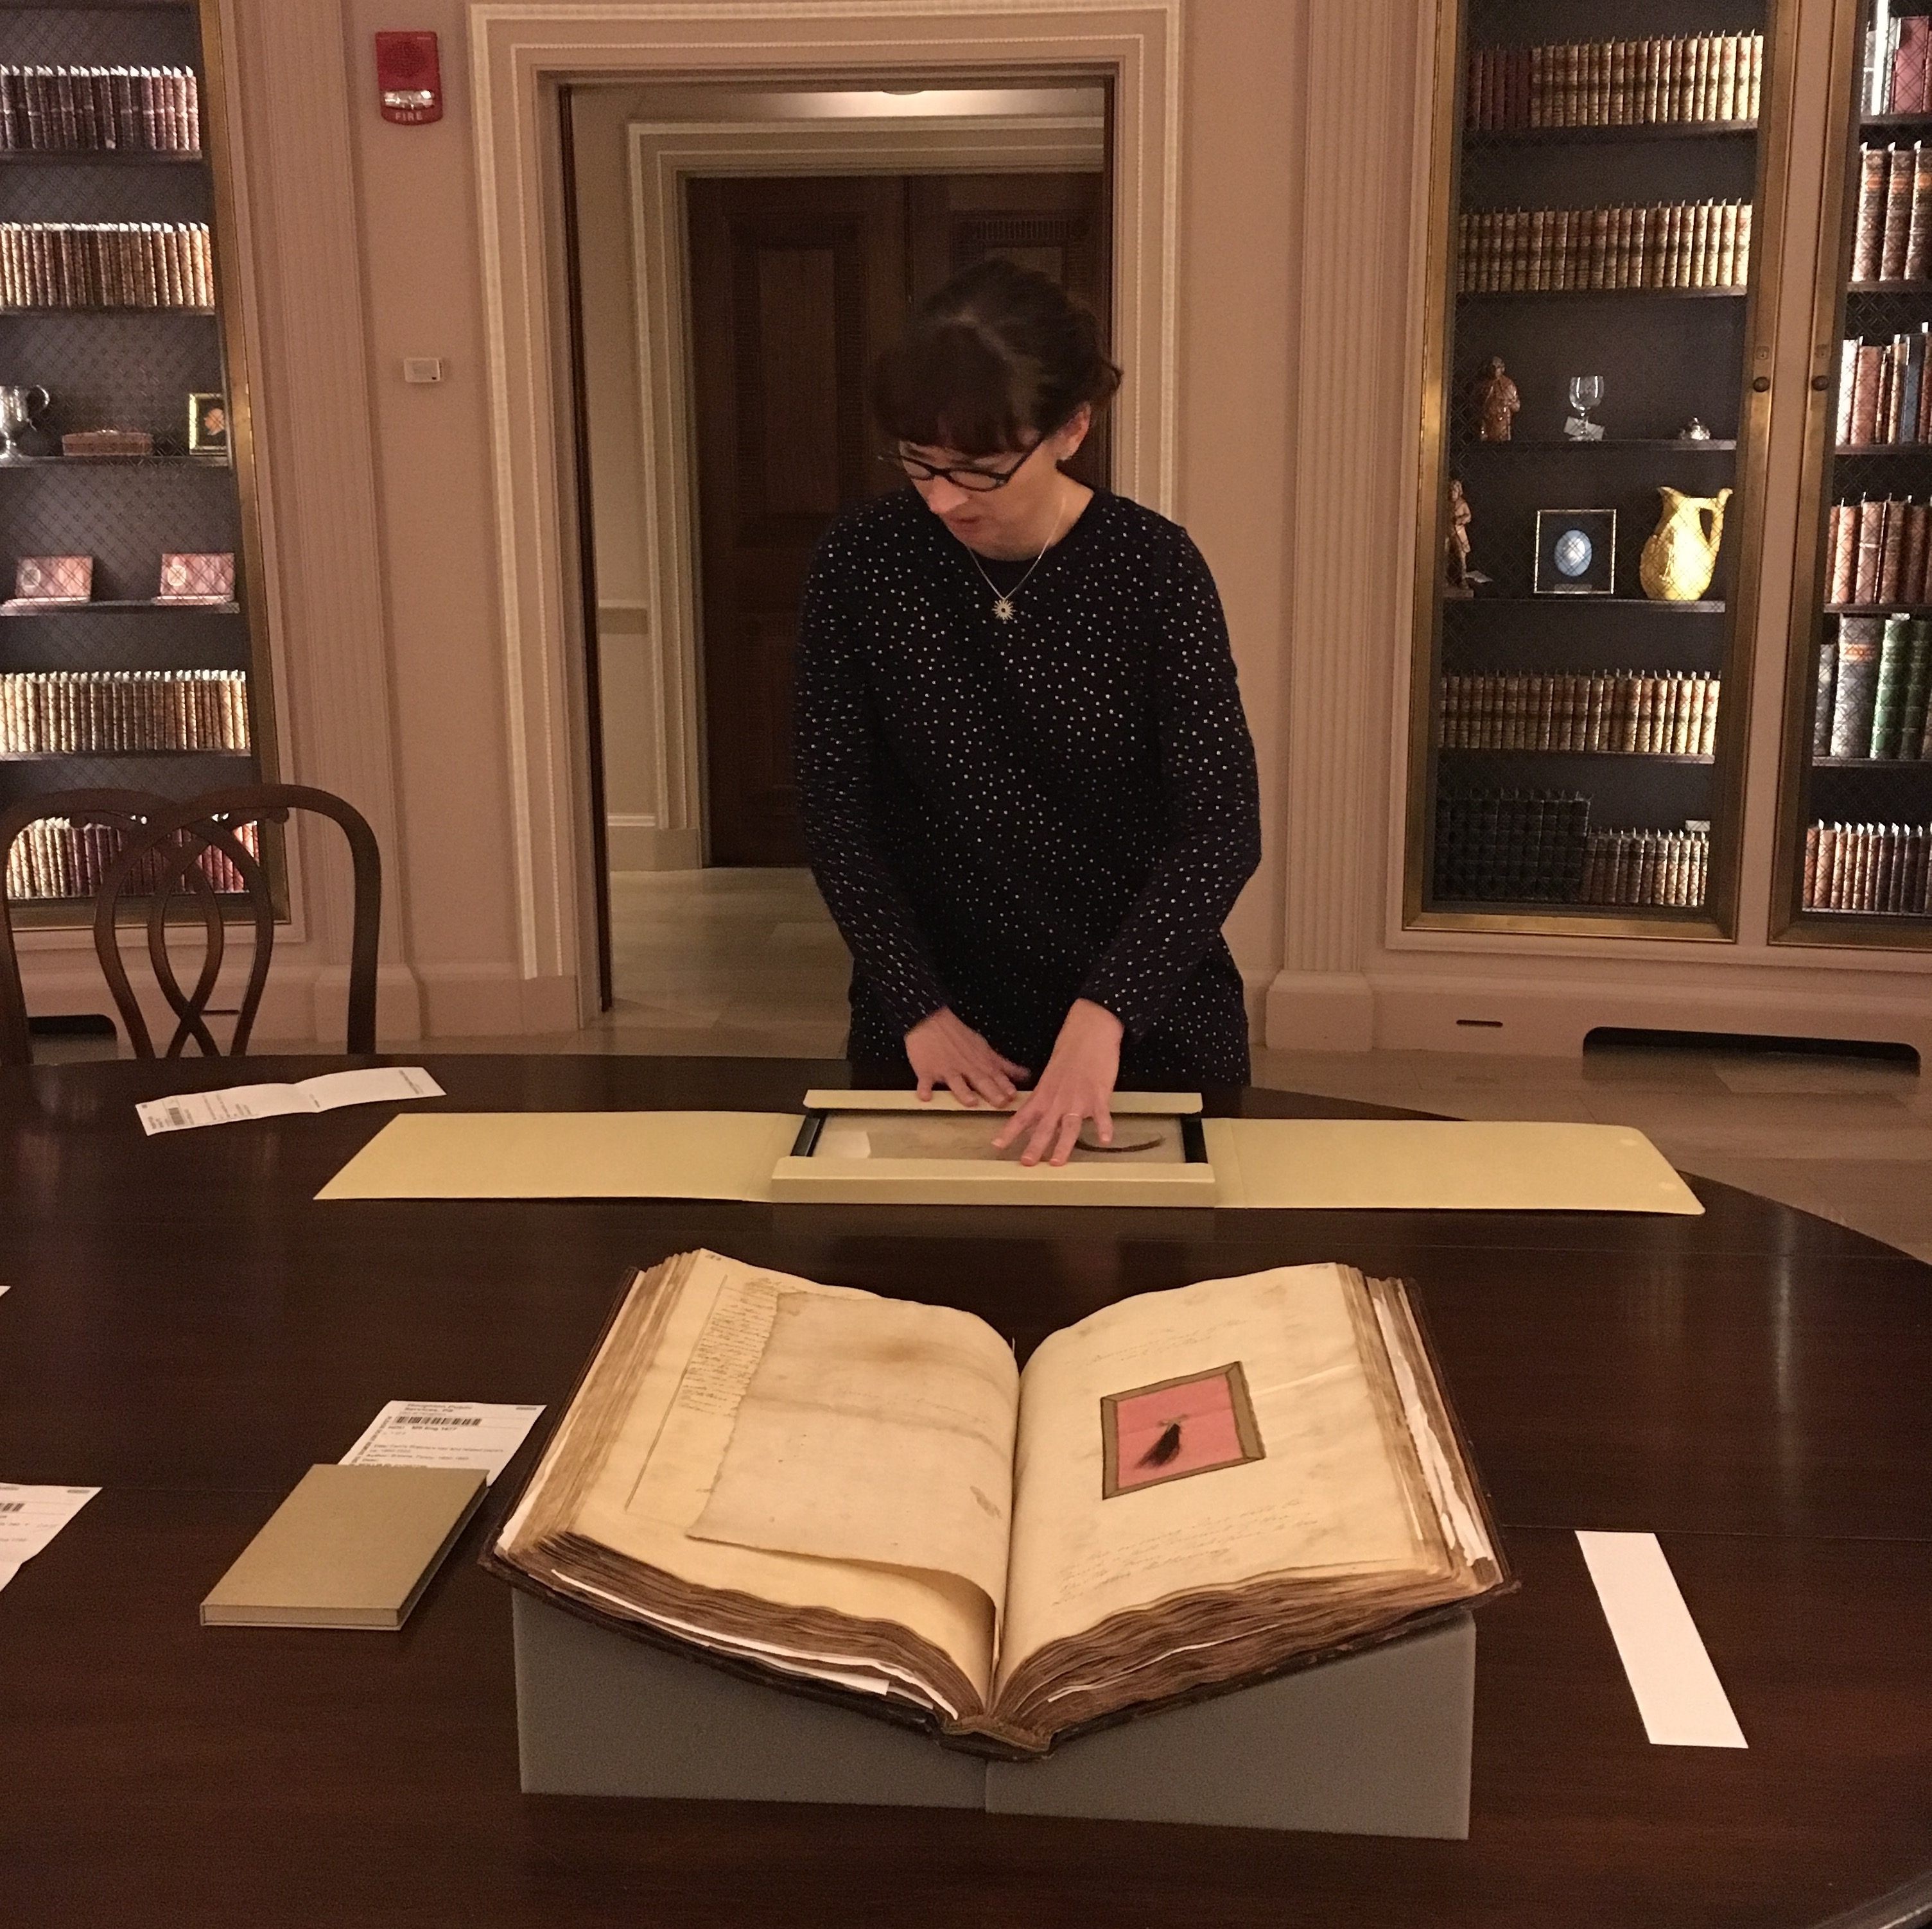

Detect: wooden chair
[0, 783, 381, 1067]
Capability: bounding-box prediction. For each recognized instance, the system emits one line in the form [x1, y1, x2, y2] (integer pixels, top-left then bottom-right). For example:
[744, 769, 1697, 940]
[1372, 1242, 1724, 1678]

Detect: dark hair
[867, 257, 1122, 458]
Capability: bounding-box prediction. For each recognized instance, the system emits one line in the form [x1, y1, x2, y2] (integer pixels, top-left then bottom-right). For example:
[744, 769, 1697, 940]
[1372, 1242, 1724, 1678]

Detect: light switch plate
[402, 358, 444, 384]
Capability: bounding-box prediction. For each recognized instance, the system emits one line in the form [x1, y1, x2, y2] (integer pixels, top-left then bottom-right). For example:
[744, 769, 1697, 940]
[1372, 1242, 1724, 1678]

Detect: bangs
[866, 321, 1043, 459]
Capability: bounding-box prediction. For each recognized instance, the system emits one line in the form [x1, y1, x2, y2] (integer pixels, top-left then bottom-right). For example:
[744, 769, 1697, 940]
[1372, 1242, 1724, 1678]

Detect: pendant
[992, 596, 1016, 621]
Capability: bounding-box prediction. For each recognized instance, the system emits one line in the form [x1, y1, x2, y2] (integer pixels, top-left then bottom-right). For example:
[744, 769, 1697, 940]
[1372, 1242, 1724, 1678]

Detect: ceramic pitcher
[1639, 485, 1731, 602]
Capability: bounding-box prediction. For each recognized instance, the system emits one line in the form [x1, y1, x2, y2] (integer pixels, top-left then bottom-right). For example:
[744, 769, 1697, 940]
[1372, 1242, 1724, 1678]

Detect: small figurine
[1676, 417, 1713, 442]
[1445, 479, 1491, 598]
[1474, 356, 1520, 442]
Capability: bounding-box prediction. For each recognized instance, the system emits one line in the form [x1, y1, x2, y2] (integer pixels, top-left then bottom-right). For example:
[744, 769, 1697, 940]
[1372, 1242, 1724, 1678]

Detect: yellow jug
[1639, 485, 1731, 602]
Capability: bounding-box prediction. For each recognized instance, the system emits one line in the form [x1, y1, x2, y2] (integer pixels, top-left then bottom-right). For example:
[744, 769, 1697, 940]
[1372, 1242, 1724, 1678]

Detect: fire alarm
[375, 31, 442, 125]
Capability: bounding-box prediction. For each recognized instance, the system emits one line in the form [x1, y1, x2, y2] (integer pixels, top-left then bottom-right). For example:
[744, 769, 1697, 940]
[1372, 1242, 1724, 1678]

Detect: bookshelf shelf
[1437, 747, 1714, 763]
[0, 454, 229, 469]
[0, 747, 248, 761]
[1456, 286, 1748, 302]
[0, 600, 240, 616]
[1465, 120, 1759, 146]
[1459, 596, 1726, 612]
[0, 149, 203, 165]
[1811, 757, 1932, 770]
[1457, 437, 1739, 452]
[1846, 280, 1932, 295]
[1833, 444, 1932, 456]
[0, 306, 214, 317]
[1825, 603, 1932, 616]
[1861, 112, 1932, 130]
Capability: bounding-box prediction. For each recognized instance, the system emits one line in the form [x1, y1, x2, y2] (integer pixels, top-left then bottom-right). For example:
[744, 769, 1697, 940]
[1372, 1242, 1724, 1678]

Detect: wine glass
[1565, 374, 1605, 441]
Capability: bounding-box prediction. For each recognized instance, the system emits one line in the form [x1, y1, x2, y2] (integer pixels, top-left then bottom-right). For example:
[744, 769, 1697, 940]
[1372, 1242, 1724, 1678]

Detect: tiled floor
[37, 866, 1931, 1263]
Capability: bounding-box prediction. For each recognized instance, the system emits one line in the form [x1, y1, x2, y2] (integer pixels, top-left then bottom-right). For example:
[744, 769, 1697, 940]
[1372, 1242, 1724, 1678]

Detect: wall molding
[468, 0, 1183, 1026]
[1264, 0, 1414, 1053]
[623, 111, 1105, 856]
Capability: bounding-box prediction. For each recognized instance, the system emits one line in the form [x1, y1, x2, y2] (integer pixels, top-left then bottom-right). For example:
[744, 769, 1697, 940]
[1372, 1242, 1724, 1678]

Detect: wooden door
[686, 170, 1108, 865]
[905, 173, 1112, 491]
[687, 175, 905, 867]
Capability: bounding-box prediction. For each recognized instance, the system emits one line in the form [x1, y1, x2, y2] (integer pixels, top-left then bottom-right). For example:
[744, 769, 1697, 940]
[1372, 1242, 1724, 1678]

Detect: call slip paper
[0, 1484, 98, 1593]
[1578, 1530, 1746, 1748]
[200, 1463, 485, 1631]
[341, 1401, 543, 1485]
[139, 1066, 443, 1136]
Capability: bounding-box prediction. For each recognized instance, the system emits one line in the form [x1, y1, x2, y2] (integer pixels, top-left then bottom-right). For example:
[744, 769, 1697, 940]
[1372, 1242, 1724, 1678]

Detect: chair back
[0, 783, 380, 1066]
[1, 788, 168, 1067]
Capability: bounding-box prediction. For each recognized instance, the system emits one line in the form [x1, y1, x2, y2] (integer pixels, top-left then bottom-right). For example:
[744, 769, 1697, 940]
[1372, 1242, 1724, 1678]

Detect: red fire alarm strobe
[375, 31, 442, 125]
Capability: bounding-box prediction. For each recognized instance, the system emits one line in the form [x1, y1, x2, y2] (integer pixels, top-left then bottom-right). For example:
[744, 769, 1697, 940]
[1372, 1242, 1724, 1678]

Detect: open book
[488, 1250, 1508, 1756]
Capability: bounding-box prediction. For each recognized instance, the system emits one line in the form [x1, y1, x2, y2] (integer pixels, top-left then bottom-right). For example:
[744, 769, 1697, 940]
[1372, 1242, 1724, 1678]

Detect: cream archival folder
[315, 1111, 803, 1203]
[1202, 1119, 1703, 1215]
[201, 1464, 486, 1630]
[317, 1103, 1700, 1215]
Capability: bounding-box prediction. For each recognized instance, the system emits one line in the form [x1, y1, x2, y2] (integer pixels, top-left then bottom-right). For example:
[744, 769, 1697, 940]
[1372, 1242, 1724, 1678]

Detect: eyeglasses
[883, 438, 1044, 493]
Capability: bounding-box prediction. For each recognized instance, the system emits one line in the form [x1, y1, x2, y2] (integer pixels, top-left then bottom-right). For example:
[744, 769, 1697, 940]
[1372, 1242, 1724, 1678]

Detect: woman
[795, 258, 1260, 1168]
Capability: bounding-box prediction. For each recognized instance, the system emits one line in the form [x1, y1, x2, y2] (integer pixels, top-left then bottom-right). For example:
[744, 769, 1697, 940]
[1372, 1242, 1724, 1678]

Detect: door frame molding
[469, 0, 1181, 1019]
[626, 114, 1105, 866]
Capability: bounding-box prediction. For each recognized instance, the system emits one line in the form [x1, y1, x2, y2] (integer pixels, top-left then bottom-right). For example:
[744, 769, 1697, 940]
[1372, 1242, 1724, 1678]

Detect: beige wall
[343, 0, 529, 1030]
[294, 0, 1309, 1034]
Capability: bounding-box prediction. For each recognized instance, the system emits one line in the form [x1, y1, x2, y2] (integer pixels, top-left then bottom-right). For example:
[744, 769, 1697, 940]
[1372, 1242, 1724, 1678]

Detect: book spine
[1884, 146, 1916, 281]
[1832, 619, 1884, 755]
[1872, 614, 1913, 756]
[1880, 495, 1906, 603]
[1815, 636, 1841, 754]
[1856, 146, 1889, 282]
[1855, 497, 1886, 603]
[1899, 618, 1932, 757]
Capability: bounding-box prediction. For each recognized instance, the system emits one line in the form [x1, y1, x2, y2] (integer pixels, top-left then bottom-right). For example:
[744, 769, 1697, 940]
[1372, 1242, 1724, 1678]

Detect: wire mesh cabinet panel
[1407, 0, 1794, 937]
[1773, 0, 1932, 947]
[0, 1, 279, 922]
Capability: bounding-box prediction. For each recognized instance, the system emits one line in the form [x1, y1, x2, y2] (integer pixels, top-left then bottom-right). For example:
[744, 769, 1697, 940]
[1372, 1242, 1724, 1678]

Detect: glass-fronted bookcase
[1408, 0, 1793, 936]
[0, 0, 277, 925]
[1773, 0, 1932, 947]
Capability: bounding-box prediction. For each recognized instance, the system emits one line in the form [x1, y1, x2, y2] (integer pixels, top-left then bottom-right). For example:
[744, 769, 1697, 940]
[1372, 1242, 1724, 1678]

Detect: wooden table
[2, 1054, 1929, 1928]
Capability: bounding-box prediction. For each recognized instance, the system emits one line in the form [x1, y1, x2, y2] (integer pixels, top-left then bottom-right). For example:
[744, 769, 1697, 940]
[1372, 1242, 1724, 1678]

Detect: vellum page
[560, 1251, 998, 1706]
[690, 1292, 1020, 1614]
[996, 1265, 1427, 1695]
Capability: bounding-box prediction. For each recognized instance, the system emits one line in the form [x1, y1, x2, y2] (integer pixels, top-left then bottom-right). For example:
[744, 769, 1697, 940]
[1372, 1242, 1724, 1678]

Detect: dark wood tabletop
[2, 1053, 1929, 1929]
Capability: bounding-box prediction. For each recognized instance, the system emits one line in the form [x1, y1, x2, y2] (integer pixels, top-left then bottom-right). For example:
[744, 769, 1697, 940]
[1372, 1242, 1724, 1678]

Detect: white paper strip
[138, 1067, 442, 1136]
[1578, 1530, 1746, 1748]
[340, 1401, 544, 1485]
[0, 1484, 99, 1588]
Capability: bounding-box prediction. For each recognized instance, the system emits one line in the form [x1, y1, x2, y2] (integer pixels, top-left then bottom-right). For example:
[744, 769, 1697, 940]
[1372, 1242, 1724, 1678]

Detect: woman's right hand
[905, 1008, 1029, 1107]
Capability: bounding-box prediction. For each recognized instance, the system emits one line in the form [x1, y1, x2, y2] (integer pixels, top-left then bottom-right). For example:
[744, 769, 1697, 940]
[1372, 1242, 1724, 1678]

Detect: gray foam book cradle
[511, 1590, 1476, 1838]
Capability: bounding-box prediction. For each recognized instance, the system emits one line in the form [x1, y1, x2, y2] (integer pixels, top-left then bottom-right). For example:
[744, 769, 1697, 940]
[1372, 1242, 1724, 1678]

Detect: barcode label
[397, 1416, 482, 1427]
[0, 1501, 24, 1513]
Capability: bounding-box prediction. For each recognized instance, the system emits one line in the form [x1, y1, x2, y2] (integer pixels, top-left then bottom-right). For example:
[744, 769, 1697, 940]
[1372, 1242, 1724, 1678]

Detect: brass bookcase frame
[6, 0, 285, 932]
[1770, 0, 1932, 951]
[1404, 0, 1800, 940]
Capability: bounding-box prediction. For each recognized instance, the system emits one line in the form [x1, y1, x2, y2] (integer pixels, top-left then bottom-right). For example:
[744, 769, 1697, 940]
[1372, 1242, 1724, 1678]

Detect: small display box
[768, 1090, 1217, 1208]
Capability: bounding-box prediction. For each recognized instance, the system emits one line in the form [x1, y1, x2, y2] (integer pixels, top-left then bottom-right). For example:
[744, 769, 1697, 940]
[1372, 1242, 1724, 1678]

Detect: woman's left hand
[992, 999, 1124, 1167]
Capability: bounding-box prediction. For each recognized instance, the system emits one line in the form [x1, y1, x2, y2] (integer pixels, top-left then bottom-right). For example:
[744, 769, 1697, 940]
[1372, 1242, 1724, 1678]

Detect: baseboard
[1372, 971, 1932, 1060]
[605, 818, 701, 870]
[1264, 971, 1377, 1052]
[416, 963, 580, 1038]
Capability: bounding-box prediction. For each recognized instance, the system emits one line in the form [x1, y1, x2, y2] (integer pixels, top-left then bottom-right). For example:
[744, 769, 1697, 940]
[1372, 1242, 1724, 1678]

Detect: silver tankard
[0, 384, 51, 459]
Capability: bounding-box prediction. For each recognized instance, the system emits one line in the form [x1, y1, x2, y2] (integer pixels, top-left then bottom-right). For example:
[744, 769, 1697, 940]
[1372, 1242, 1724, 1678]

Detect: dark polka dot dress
[794, 485, 1262, 1087]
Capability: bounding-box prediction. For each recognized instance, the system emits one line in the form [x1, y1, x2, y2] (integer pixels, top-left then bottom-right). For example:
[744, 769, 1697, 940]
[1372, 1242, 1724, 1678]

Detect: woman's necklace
[965, 492, 1070, 622]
